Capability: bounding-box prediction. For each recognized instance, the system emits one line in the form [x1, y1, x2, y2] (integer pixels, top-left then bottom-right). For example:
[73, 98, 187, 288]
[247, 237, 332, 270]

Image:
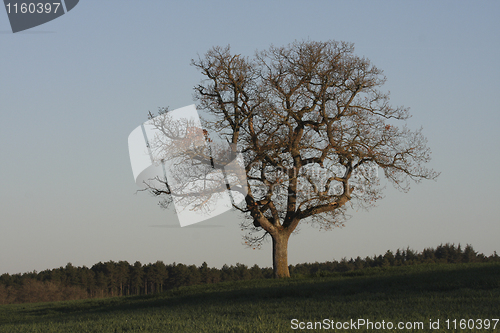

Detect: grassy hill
[0, 263, 499, 332]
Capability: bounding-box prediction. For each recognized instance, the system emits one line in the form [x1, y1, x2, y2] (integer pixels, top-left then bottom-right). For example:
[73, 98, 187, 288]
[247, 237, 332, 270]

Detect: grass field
[0, 263, 499, 332]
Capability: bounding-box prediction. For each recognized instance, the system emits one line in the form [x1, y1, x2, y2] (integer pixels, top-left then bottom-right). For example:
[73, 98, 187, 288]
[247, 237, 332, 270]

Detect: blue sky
[1, 1, 499, 275]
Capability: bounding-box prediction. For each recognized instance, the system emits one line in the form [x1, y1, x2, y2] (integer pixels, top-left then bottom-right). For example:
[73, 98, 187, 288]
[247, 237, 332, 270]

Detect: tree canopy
[149, 40, 439, 278]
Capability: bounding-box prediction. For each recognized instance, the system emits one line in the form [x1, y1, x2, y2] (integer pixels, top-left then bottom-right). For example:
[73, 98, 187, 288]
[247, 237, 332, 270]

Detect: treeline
[291, 243, 499, 277]
[0, 243, 498, 304]
[0, 261, 272, 304]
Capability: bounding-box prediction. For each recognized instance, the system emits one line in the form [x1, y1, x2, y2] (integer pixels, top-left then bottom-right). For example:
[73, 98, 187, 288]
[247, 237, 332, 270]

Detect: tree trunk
[272, 231, 291, 278]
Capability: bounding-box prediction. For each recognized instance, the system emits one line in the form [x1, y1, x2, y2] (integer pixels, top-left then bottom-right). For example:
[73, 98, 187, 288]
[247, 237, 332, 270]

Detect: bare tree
[148, 40, 439, 278]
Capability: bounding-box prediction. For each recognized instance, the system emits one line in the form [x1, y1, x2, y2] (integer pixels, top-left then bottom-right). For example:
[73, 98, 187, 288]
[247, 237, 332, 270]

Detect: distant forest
[1, 244, 498, 304]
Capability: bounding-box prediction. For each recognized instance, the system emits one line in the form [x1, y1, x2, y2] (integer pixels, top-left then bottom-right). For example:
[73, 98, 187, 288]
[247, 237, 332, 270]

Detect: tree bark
[272, 231, 291, 278]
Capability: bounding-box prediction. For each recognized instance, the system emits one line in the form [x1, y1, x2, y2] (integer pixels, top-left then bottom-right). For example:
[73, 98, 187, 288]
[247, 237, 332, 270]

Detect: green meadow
[0, 263, 499, 332]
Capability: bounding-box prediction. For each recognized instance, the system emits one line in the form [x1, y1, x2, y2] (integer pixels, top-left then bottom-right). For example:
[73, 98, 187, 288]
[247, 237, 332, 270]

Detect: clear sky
[1, 1, 499, 275]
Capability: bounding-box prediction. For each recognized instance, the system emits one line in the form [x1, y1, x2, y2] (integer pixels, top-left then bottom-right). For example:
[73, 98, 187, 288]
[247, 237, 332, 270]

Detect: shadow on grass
[6, 263, 500, 325]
